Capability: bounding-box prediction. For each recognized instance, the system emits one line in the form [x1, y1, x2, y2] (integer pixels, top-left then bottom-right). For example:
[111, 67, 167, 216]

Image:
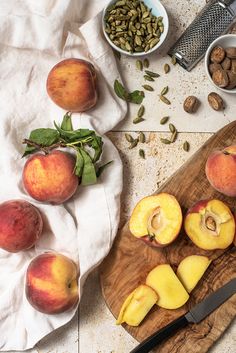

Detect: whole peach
[25, 252, 79, 314]
[0, 200, 43, 252]
[23, 150, 78, 204]
[46, 58, 97, 112]
[205, 145, 236, 197]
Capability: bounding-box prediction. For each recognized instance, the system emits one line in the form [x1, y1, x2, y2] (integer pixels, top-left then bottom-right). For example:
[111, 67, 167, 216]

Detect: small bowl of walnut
[205, 34, 236, 94]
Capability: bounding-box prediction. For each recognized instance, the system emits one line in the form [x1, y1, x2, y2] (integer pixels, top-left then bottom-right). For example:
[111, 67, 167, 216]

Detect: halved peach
[116, 284, 158, 326]
[177, 255, 211, 293]
[146, 264, 189, 309]
[129, 193, 182, 247]
[184, 199, 235, 250]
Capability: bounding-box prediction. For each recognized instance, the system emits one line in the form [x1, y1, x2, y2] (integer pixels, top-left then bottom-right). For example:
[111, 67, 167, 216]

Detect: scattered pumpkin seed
[138, 132, 146, 143]
[171, 55, 177, 65]
[160, 95, 171, 105]
[170, 130, 178, 143]
[125, 133, 134, 143]
[143, 58, 149, 68]
[139, 149, 145, 159]
[169, 123, 176, 133]
[161, 86, 168, 96]
[144, 70, 160, 78]
[144, 75, 154, 81]
[133, 116, 145, 124]
[160, 138, 171, 145]
[183, 141, 190, 151]
[129, 139, 138, 149]
[160, 116, 169, 125]
[136, 59, 143, 71]
[142, 84, 154, 91]
[138, 105, 145, 118]
[164, 63, 170, 73]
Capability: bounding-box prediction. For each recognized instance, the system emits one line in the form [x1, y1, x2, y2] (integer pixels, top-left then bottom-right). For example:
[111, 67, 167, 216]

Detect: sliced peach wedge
[129, 193, 183, 247]
[184, 199, 235, 250]
[177, 255, 211, 293]
[116, 284, 158, 327]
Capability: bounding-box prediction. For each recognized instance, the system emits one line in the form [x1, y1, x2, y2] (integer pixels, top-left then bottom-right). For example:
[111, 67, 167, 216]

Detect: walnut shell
[210, 46, 225, 63]
[221, 57, 231, 70]
[209, 63, 222, 75]
[231, 59, 236, 74]
[212, 69, 229, 88]
[208, 92, 224, 111]
[226, 70, 236, 89]
[183, 96, 199, 113]
[225, 47, 236, 59]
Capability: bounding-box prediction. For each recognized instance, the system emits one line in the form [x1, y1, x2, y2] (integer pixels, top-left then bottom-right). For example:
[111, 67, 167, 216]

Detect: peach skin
[0, 200, 43, 252]
[23, 150, 78, 204]
[46, 58, 97, 112]
[205, 145, 236, 197]
[25, 252, 79, 314]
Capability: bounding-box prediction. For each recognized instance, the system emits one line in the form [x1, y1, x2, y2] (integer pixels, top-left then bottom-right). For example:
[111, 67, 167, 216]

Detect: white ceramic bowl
[205, 34, 236, 94]
[102, 0, 169, 57]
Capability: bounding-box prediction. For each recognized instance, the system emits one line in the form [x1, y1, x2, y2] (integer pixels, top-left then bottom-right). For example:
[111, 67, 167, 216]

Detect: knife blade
[130, 278, 236, 353]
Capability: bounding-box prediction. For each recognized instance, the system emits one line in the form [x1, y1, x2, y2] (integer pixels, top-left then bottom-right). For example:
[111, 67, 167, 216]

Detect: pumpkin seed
[139, 149, 145, 159]
[160, 138, 171, 145]
[138, 105, 145, 118]
[164, 63, 170, 73]
[171, 55, 177, 65]
[160, 95, 171, 105]
[183, 141, 190, 151]
[161, 86, 168, 95]
[144, 75, 154, 81]
[142, 84, 154, 91]
[144, 70, 160, 78]
[125, 133, 134, 143]
[133, 116, 145, 124]
[160, 116, 169, 125]
[170, 130, 177, 143]
[150, 37, 159, 48]
[169, 123, 176, 133]
[136, 59, 143, 71]
[138, 132, 145, 143]
[129, 139, 138, 149]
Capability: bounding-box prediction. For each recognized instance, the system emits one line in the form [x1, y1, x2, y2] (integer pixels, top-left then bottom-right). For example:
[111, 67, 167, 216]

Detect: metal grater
[168, 0, 236, 71]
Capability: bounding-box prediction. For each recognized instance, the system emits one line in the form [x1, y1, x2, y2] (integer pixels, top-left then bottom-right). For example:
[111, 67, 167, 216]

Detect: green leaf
[114, 79, 130, 101]
[88, 135, 103, 162]
[61, 112, 73, 131]
[79, 149, 97, 186]
[54, 121, 93, 142]
[75, 149, 84, 178]
[23, 128, 59, 157]
[129, 90, 145, 104]
[114, 79, 145, 104]
[96, 161, 113, 178]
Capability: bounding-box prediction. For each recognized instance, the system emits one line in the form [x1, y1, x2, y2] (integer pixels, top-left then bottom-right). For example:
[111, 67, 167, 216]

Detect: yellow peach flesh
[146, 264, 189, 309]
[116, 284, 158, 326]
[177, 255, 211, 293]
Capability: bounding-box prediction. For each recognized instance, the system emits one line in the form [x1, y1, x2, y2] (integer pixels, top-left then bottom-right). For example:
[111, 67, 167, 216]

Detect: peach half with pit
[116, 284, 158, 327]
[184, 199, 235, 250]
[146, 264, 189, 309]
[205, 145, 236, 197]
[129, 193, 182, 247]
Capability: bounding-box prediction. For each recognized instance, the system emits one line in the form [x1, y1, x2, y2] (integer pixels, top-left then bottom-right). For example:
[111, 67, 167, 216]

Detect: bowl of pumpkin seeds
[102, 0, 169, 56]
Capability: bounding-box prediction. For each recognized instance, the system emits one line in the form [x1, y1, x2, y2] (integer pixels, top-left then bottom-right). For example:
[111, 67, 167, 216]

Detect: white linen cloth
[0, 0, 126, 350]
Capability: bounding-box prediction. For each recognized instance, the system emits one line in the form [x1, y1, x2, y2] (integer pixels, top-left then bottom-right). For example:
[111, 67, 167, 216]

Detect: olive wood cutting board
[100, 121, 236, 353]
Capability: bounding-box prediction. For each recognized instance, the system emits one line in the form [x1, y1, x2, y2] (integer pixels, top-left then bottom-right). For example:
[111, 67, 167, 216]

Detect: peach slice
[184, 199, 235, 250]
[177, 255, 211, 293]
[129, 193, 182, 247]
[116, 284, 158, 326]
[146, 264, 189, 309]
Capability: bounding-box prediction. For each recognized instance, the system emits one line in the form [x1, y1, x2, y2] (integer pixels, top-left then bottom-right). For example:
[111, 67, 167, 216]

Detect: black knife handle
[129, 315, 189, 353]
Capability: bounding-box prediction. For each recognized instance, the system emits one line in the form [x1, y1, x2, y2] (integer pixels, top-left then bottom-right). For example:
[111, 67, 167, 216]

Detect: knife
[130, 278, 236, 353]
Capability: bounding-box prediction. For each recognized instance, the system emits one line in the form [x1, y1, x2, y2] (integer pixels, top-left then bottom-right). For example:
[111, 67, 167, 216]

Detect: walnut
[208, 92, 224, 111]
[183, 96, 200, 113]
[212, 69, 229, 88]
[210, 46, 225, 63]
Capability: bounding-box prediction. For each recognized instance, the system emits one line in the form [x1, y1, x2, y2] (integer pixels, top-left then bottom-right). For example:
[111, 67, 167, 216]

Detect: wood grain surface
[100, 121, 236, 353]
